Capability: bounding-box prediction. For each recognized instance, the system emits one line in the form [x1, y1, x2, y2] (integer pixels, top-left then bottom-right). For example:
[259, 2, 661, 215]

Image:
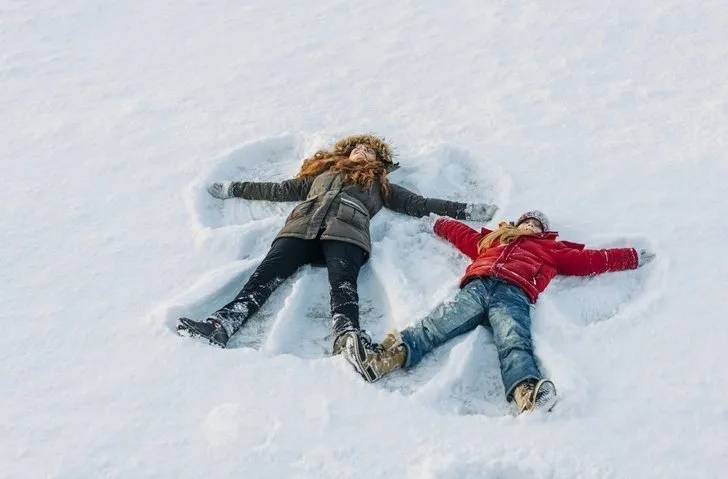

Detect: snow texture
[2, 1, 728, 478]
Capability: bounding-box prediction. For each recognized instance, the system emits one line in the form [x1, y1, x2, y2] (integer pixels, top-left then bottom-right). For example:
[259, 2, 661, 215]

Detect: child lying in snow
[343, 210, 655, 414]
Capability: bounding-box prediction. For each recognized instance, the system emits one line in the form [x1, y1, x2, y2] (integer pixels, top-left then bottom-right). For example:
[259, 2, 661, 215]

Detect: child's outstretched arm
[207, 177, 315, 202]
[552, 244, 639, 276]
[432, 217, 483, 260]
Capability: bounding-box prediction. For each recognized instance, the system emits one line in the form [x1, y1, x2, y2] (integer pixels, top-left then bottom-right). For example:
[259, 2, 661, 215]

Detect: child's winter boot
[177, 317, 230, 348]
[380, 329, 402, 350]
[512, 378, 557, 414]
[374, 329, 408, 376]
[368, 342, 407, 380]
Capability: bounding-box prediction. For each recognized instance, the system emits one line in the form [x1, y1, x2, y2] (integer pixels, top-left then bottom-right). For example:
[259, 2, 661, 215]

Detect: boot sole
[342, 333, 378, 383]
[533, 379, 558, 412]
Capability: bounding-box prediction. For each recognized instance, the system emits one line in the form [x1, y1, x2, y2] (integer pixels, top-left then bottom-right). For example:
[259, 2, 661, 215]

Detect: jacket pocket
[534, 264, 556, 291]
[337, 198, 369, 228]
[288, 198, 315, 221]
[532, 264, 541, 285]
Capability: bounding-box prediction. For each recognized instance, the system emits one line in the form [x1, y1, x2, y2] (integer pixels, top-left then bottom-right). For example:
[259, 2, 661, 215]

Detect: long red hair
[296, 151, 390, 197]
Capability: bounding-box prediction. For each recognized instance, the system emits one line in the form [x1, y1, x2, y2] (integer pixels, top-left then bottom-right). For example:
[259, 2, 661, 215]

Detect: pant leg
[321, 240, 367, 339]
[399, 279, 488, 368]
[486, 280, 542, 399]
[212, 237, 318, 336]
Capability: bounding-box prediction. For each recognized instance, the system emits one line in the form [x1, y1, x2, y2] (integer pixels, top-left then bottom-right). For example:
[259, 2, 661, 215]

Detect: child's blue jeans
[400, 276, 542, 399]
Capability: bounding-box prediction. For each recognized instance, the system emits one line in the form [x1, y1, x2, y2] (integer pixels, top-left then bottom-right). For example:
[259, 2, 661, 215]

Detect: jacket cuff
[230, 182, 242, 197]
[433, 217, 451, 236]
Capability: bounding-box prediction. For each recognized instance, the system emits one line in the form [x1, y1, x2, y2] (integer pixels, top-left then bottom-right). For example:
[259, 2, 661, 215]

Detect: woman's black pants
[210, 237, 367, 343]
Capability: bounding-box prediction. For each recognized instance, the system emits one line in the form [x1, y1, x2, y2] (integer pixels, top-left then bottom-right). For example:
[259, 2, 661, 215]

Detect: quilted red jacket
[434, 218, 639, 303]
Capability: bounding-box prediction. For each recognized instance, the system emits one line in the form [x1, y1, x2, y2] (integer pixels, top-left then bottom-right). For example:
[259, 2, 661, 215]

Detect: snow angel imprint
[355, 211, 656, 414]
[177, 134, 498, 379]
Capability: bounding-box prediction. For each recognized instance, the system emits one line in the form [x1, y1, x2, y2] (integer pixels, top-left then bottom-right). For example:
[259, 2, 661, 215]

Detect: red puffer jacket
[434, 218, 639, 303]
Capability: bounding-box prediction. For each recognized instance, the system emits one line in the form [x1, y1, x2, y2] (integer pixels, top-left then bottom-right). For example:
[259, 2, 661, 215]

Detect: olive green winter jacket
[230, 171, 468, 255]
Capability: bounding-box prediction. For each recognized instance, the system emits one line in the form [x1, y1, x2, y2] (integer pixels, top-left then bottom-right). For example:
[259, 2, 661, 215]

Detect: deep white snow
[2, 1, 728, 478]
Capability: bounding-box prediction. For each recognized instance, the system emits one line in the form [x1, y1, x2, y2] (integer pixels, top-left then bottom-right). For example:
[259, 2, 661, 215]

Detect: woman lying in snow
[350, 210, 655, 414]
[177, 134, 498, 375]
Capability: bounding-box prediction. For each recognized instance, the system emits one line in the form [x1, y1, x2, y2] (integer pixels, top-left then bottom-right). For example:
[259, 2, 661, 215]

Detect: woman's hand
[465, 203, 498, 222]
[207, 181, 234, 199]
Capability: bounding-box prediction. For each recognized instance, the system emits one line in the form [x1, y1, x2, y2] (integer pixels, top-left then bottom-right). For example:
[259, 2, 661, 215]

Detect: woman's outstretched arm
[208, 177, 315, 202]
[385, 183, 497, 221]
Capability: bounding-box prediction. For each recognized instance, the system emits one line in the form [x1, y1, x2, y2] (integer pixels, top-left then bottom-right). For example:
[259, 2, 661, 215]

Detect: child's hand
[637, 249, 656, 267]
[420, 213, 442, 232]
[207, 181, 234, 199]
[465, 203, 498, 222]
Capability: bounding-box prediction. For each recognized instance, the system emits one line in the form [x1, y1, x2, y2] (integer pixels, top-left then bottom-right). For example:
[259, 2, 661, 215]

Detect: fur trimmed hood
[332, 134, 399, 171]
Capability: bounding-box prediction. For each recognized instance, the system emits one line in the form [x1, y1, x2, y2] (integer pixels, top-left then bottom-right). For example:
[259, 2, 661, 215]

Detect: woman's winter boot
[176, 318, 230, 348]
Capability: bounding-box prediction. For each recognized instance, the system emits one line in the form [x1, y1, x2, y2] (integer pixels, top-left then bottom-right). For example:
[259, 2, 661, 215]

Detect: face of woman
[517, 218, 544, 233]
[349, 143, 378, 162]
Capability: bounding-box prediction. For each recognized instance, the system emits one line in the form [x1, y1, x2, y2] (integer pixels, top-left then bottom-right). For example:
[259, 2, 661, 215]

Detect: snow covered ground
[2, 1, 728, 477]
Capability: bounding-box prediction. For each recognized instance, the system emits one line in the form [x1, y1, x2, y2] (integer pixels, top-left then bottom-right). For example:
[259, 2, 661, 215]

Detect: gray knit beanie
[515, 210, 550, 231]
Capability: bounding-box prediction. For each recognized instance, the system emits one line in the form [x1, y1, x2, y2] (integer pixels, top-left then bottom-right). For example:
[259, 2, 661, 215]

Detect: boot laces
[515, 381, 537, 412]
[358, 330, 384, 352]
